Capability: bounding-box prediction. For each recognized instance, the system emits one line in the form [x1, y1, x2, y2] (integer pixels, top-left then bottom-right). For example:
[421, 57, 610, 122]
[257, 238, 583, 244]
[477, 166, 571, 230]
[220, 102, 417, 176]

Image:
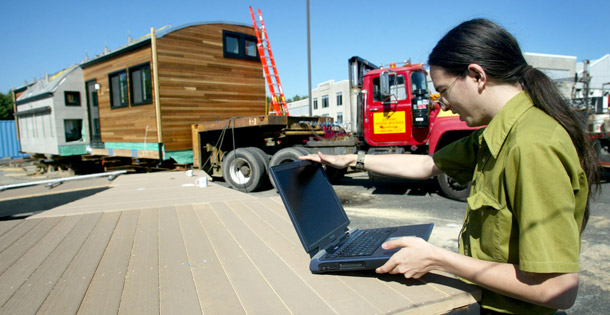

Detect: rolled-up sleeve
[433, 128, 484, 185]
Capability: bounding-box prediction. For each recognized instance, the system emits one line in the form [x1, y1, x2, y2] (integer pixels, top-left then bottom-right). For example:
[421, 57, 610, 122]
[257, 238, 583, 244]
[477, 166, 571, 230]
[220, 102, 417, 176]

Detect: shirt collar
[481, 91, 534, 158]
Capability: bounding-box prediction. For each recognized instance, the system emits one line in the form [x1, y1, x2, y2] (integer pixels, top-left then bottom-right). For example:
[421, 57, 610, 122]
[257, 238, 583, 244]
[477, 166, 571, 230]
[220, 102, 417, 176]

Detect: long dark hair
[428, 18, 600, 230]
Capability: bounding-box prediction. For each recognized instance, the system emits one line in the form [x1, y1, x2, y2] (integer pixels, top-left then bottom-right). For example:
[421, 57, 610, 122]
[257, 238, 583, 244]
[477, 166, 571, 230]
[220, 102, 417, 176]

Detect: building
[287, 80, 351, 131]
[524, 52, 577, 98]
[78, 22, 265, 163]
[577, 54, 610, 92]
[13, 66, 89, 156]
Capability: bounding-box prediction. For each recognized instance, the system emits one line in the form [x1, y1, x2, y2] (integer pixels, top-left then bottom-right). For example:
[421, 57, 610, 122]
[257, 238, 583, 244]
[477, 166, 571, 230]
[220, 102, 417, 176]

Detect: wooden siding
[82, 46, 157, 144]
[13, 89, 26, 100]
[156, 24, 266, 151]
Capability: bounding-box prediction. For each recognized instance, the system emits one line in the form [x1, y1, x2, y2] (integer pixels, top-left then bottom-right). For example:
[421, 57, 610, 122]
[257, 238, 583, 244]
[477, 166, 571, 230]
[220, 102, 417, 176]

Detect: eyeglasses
[437, 76, 461, 110]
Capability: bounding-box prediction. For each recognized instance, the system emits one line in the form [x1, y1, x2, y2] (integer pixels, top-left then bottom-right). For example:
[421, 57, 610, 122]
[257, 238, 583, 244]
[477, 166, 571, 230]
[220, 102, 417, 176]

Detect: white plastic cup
[195, 177, 208, 187]
[186, 170, 194, 177]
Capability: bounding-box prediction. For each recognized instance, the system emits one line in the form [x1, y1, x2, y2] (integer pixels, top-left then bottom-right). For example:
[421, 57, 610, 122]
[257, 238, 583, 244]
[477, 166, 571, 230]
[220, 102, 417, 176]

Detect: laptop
[270, 160, 434, 274]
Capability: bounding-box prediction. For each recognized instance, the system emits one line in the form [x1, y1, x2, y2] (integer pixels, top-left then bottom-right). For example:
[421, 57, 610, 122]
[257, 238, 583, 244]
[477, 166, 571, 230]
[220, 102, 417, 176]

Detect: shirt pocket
[466, 190, 505, 260]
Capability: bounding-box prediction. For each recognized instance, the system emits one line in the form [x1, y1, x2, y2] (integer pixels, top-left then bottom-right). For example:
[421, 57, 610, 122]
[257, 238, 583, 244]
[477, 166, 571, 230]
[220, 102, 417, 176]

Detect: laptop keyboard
[329, 228, 397, 258]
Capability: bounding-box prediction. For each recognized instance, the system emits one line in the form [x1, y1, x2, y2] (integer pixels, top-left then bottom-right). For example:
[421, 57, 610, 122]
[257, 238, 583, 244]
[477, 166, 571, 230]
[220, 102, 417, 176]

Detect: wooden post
[150, 27, 163, 158]
[11, 86, 22, 148]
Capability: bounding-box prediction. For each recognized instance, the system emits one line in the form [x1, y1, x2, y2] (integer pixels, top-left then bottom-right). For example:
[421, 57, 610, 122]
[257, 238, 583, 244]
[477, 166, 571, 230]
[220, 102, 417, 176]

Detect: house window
[337, 112, 343, 124]
[223, 30, 259, 61]
[64, 119, 83, 142]
[109, 70, 129, 108]
[322, 95, 329, 108]
[336, 92, 342, 106]
[313, 98, 318, 109]
[64, 91, 81, 106]
[245, 38, 258, 58]
[129, 63, 152, 105]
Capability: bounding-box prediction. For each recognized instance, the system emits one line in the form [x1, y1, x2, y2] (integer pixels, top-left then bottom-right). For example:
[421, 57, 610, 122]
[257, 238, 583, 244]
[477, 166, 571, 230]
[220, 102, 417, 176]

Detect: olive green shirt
[433, 91, 588, 314]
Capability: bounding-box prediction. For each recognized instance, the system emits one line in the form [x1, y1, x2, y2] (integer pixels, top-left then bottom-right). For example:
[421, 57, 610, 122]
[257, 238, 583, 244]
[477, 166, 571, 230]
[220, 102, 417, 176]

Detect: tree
[0, 91, 15, 120]
[287, 95, 306, 103]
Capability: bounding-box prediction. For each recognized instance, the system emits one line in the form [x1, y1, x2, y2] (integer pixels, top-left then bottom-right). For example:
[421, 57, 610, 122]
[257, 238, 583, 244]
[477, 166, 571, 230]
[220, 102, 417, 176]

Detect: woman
[301, 19, 599, 314]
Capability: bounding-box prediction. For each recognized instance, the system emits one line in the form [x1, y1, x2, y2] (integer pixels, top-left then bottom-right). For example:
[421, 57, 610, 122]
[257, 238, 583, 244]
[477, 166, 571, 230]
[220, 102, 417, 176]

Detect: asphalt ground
[1, 158, 608, 313]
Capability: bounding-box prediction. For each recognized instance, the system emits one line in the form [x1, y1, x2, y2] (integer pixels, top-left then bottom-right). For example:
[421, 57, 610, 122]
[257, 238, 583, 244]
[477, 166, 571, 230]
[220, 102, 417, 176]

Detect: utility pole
[307, 0, 313, 116]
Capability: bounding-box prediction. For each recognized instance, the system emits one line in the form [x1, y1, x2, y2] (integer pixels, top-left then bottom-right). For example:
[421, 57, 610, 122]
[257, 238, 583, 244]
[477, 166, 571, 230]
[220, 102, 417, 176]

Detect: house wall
[54, 67, 89, 155]
[16, 67, 88, 156]
[156, 24, 265, 152]
[17, 96, 58, 155]
[82, 45, 156, 145]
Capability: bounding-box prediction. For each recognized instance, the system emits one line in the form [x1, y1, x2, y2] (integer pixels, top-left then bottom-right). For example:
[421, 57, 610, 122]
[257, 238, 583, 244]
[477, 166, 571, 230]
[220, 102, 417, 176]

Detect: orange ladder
[249, 7, 289, 116]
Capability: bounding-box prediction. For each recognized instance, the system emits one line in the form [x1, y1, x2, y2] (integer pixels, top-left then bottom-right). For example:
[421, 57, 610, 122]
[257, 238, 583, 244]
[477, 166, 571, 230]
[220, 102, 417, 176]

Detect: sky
[2, 0, 609, 98]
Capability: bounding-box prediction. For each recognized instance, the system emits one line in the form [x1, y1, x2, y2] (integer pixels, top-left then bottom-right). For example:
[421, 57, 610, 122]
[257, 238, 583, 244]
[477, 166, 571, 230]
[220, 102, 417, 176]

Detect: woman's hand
[299, 152, 355, 169]
[375, 237, 441, 279]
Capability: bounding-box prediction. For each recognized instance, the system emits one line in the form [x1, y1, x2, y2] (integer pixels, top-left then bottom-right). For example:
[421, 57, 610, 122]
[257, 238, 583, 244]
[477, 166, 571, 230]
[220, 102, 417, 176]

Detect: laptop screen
[270, 160, 350, 254]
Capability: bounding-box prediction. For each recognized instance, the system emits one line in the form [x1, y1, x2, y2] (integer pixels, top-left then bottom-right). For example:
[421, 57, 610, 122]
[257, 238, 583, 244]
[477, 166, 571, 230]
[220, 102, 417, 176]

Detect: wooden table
[0, 172, 480, 314]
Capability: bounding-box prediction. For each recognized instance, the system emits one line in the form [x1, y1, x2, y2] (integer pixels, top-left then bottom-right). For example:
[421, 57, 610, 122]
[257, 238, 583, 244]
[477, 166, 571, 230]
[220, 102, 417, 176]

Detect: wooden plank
[157, 206, 202, 314]
[0, 220, 20, 238]
[0, 218, 44, 253]
[0, 216, 62, 276]
[176, 204, 245, 314]
[412, 271, 480, 311]
[226, 199, 380, 314]
[239, 199, 301, 246]
[217, 200, 337, 314]
[333, 273, 418, 313]
[0, 213, 101, 313]
[36, 212, 121, 315]
[258, 196, 468, 313]
[76, 210, 139, 314]
[118, 209, 159, 315]
[0, 215, 82, 306]
[194, 203, 290, 313]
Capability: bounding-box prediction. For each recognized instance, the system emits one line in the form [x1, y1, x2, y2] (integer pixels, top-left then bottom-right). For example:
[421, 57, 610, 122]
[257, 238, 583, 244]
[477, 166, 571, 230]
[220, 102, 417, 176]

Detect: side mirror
[380, 71, 391, 99]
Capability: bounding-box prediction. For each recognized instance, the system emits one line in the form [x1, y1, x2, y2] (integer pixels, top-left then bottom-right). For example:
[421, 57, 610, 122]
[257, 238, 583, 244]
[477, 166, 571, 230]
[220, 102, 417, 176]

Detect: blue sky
[2, 0, 609, 98]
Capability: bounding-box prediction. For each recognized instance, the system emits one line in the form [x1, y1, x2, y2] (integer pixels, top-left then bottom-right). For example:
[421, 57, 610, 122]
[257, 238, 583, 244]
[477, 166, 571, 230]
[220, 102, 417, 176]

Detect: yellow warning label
[373, 111, 406, 134]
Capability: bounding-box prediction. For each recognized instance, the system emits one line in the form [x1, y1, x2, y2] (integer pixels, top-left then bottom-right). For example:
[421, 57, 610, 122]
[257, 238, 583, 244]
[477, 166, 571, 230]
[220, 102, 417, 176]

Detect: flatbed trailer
[192, 115, 357, 191]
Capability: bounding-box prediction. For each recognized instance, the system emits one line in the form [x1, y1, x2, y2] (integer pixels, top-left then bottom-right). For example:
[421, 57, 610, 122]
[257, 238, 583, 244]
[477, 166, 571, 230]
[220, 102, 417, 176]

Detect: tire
[437, 173, 471, 201]
[294, 147, 345, 183]
[221, 148, 266, 192]
[268, 147, 308, 188]
[325, 167, 347, 183]
[244, 147, 271, 187]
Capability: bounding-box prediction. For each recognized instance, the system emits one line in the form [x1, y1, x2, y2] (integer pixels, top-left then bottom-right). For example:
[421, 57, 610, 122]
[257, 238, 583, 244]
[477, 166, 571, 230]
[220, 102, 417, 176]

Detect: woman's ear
[467, 64, 487, 91]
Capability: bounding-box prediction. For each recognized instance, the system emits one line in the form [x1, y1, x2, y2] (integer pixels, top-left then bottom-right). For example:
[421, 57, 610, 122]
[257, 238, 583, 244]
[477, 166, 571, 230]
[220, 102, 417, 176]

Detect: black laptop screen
[271, 161, 349, 252]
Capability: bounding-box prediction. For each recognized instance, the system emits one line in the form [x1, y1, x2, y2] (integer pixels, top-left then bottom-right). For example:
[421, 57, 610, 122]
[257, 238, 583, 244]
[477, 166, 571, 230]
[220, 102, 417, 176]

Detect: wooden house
[13, 66, 89, 156]
[80, 22, 266, 163]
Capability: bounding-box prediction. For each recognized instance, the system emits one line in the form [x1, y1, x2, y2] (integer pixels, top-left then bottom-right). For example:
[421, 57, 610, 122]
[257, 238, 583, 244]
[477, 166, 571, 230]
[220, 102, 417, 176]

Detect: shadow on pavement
[0, 187, 109, 220]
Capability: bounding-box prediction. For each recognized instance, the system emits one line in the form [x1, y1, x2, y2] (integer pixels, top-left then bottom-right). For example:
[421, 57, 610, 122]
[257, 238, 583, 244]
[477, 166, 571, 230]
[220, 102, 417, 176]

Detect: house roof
[15, 65, 80, 105]
[80, 21, 252, 67]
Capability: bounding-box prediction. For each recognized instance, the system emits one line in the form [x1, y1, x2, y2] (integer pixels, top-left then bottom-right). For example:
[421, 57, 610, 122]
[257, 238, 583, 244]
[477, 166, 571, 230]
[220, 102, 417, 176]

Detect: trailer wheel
[294, 147, 345, 183]
[268, 147, 308, 188]
[222, 148, 266, 192]
[245, 147, 271, 188]
[437, 173, 470, 201]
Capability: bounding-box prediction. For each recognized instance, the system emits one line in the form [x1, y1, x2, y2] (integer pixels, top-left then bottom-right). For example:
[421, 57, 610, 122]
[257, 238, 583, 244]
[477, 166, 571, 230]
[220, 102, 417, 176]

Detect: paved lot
[1, 159, 608, 313]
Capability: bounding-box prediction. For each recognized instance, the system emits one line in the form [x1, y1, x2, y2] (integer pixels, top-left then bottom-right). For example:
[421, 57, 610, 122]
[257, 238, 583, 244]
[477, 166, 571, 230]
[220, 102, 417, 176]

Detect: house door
[85, 80, 102, 147]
